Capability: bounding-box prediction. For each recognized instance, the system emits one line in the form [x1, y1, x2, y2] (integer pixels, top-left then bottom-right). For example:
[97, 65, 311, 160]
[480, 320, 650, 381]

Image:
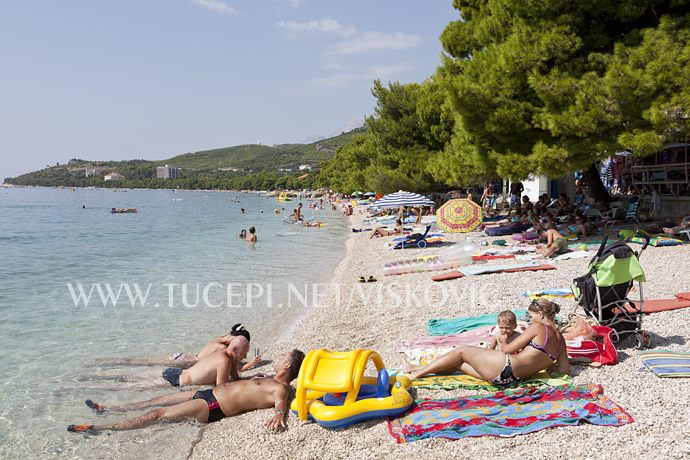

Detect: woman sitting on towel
[403, 299, 569, 385]
[369, 219, 403, 239]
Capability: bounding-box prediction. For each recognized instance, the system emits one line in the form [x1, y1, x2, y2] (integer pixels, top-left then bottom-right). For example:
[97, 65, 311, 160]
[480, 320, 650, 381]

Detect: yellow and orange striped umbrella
[436, 199, 482, 233]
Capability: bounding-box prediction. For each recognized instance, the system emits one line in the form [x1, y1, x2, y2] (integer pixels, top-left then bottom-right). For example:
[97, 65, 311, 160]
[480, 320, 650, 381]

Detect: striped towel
[640, 350, 690, 377]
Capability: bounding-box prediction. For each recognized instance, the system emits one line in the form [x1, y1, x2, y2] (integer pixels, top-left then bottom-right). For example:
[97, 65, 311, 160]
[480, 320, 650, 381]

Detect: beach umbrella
[370, 190, 434, 209]
[363, 192, 375, 197]
[351, 190, 363, 197]
[436, 199, 482, 233]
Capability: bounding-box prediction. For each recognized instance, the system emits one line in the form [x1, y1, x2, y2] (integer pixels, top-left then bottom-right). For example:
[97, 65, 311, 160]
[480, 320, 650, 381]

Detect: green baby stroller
[571, 235, 651, 349]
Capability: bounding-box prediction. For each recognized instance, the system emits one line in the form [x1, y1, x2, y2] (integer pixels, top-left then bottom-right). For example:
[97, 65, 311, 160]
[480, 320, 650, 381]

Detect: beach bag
[565, 325, 618, 366]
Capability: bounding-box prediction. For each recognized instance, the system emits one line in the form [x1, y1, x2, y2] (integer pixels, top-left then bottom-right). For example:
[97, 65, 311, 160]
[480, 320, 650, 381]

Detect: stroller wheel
[417, 240, 427, 249]
[634, 330, 651, 350]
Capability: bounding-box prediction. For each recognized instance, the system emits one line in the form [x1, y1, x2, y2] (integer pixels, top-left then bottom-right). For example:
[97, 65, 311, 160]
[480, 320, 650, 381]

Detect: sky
[0, 0, 457, 179]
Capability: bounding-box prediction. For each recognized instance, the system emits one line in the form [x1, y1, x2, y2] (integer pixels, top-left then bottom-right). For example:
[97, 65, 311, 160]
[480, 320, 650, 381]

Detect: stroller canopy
[591, 242, 646, 287]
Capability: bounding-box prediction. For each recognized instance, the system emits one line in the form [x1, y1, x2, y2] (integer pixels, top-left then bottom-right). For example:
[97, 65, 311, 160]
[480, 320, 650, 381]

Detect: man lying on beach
[96, 324, 261, 371]
[663, 214, 690, 235]
[102, 336, 251, 388]
[68, 350, 305, 433]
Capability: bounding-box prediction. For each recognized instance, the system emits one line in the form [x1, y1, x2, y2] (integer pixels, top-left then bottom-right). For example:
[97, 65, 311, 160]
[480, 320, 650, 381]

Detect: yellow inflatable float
[290, 349, 413, 428]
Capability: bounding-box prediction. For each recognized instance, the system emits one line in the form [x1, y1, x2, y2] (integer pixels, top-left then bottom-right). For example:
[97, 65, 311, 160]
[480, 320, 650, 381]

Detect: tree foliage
[430, 0, 690, 188]
[317, 78, 454, 194]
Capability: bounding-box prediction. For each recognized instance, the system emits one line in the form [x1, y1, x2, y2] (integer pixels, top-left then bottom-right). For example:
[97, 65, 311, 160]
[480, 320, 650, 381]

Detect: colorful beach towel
[387, 384, 633, 443]
[640, 350, 690, 377]
[395, 326, 495, 352]
[521, 288, 574, 300]
[428, 310, 527, 336]
[394, 370, 573, 391]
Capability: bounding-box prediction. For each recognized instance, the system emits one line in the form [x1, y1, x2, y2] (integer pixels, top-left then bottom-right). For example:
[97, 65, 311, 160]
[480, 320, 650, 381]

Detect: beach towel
[395, 326, 495, 352]
[676, 292, 690, 301]
[428, 310, 527, 336]
[623, 298, 690, 314]
[387, 384, 633, 443]
[389, 369, 573, 391]
[521, 288, 574, 300]
[471, 254, 516, 261]
[640, 350, 690, 377]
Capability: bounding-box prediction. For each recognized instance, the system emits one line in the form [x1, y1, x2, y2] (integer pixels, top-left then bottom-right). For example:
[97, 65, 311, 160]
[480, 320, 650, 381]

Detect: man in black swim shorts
[68, 350, 305, 433]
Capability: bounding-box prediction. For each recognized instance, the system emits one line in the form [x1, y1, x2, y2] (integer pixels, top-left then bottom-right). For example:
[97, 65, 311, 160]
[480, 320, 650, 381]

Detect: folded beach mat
[459, 262, 556, 276]
[471, 254, 516, 261]
[485, 224, 531, 236]
[428, 310, 527, 336]
[623, 298, 690, 314]
[387, 384, 633, 443]
[389, 369, 572, 391]
[432, 272, 465, 282]
[640, 350, 690, 377]
[676, 292, 690, 301]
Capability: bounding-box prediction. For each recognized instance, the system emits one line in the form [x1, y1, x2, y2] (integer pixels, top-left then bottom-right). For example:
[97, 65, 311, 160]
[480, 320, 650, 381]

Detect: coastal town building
[103, 172, 125, 181]
[156, 165, 181, 179]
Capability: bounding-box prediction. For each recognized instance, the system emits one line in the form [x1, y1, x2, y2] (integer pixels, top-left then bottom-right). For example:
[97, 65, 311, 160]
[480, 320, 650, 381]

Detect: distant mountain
[4, 127, 366, 188]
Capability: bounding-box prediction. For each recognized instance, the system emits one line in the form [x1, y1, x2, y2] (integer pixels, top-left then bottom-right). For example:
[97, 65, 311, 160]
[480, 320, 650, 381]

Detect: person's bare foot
[663, 227, 674, 234]
[401, 357, 422, 375]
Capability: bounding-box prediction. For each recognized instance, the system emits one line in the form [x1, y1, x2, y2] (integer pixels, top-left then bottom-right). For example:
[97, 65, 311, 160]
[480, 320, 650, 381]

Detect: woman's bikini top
[529, 324, 562, 361]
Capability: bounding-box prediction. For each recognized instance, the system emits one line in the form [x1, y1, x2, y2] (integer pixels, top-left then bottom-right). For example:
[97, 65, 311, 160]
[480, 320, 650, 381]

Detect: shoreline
[191, 213, 690, 459]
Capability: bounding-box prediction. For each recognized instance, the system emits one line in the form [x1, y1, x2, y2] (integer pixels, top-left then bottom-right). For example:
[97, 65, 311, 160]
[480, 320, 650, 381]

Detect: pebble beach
[191, 213, 690, 460]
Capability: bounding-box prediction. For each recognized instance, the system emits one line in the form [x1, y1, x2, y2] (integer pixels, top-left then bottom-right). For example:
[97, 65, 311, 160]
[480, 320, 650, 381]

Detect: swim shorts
[162, 367, 182, 386]
[193, 389, 226, 423]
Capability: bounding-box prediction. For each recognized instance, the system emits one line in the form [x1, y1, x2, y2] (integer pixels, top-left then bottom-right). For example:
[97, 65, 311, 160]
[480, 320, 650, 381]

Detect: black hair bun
[230, 323, 250, 342]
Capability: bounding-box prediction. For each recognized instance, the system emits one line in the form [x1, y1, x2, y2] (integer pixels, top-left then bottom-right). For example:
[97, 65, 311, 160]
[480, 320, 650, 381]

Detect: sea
[0, 187, 348, 459]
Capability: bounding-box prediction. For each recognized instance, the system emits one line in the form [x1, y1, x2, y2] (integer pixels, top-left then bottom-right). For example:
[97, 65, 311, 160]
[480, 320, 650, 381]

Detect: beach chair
[624, 196, 640, 223]
[393, 225, 432, 249]
[571, 234, 651, 349]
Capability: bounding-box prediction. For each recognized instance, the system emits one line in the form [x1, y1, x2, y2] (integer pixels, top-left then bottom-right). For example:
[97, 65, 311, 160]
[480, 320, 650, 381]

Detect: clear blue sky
[0, 0, 457, 179]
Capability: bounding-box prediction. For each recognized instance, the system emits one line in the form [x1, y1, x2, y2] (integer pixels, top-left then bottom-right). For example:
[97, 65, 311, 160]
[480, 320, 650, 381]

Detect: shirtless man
[95, 324, 260, 371]
[67, 350, 305, 433]
[246, 226, 257, 243]
[156, 335, 250, 387]
[536, 226, 568, 258]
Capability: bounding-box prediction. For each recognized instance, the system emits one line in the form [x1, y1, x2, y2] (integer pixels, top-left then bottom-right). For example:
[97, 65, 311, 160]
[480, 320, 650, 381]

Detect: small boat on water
[276, 192, 293, 202]
[111, 207, 138, 214]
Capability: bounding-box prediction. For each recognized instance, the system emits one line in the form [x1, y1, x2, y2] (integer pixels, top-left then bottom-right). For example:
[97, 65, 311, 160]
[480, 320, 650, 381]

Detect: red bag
[565, 325, 618, 366]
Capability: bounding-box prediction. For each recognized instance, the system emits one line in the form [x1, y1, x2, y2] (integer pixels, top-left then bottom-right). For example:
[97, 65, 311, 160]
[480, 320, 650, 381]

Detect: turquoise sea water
[0, 187, 347, 459]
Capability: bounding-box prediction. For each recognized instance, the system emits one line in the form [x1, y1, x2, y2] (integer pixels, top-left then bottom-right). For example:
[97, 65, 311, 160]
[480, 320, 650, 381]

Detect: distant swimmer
[239, 229, 247, 239]
[246, 226, 257, 243]
[274, 209, 280, 215]
[67, 350, 305, 433]
[82, 205, 86, 209]
[241, 208, 245, 214]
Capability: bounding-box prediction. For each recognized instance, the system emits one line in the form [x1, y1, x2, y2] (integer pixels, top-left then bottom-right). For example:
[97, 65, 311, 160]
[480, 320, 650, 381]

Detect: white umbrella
[370, 190, 434, 209]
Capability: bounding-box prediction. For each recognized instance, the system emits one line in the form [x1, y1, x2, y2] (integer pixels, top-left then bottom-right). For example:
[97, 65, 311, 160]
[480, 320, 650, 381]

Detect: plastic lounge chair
[678, 228, 690, 241]
[625, 197, 640, 223]
[584, 208, 616, 229]
[394, 225, 431, 249]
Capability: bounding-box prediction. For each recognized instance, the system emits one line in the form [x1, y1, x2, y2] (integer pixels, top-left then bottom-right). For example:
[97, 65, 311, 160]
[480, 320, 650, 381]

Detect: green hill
[4, 128, 364, 189]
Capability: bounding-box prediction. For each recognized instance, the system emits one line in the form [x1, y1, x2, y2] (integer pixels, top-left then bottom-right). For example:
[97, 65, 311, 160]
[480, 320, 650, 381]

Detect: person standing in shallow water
[246, 226, 257, 242]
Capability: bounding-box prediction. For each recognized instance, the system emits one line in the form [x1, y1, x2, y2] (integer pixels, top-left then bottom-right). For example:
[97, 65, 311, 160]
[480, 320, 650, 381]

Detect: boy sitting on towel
[487, 311, 520, 351]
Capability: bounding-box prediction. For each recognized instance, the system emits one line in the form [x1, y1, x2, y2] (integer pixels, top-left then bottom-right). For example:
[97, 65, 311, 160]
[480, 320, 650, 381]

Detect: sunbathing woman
[403, 299, 569, 384]
[369, 219, 403, 239]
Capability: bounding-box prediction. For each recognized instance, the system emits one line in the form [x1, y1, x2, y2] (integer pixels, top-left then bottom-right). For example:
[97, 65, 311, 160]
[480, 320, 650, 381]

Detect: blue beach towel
[640, 350, 690, 377]
[428, 310, 527, 336]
